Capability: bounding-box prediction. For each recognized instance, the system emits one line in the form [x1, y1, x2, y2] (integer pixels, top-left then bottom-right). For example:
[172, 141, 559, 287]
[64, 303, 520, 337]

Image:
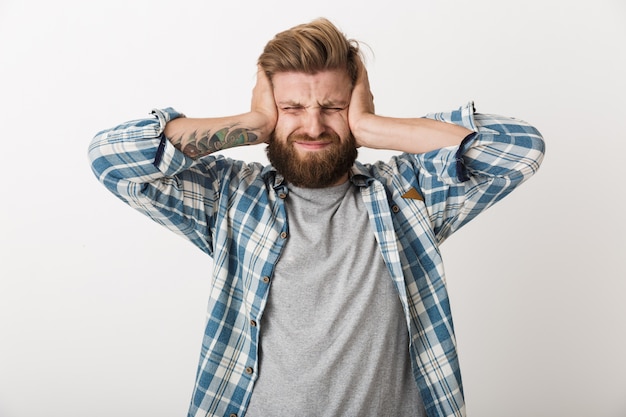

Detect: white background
[1, 0, 625, 416]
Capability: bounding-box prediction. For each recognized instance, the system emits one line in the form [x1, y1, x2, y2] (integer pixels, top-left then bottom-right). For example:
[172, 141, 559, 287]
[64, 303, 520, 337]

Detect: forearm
[352, 113, 473, 154]
[165, 111, 273, 159]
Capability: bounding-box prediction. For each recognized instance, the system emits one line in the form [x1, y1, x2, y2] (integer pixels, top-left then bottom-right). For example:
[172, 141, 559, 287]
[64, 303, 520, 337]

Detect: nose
[302, 109, 325, 138]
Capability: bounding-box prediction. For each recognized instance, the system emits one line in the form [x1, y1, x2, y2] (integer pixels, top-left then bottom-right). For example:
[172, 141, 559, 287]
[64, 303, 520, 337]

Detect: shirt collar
[261, 165, 285, 190]
[349, 162, 375, 187]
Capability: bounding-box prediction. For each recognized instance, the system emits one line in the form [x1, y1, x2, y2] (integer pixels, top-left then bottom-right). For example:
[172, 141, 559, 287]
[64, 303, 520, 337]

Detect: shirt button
[262, 276, 270, 284]
[278, 192, 287, 199]
[250, 319, 257, 327]
[229, 414, 237, 417]
[280, 231, 288, 239]
[245, 366, 254, 375]
[392, 205, 400, 213]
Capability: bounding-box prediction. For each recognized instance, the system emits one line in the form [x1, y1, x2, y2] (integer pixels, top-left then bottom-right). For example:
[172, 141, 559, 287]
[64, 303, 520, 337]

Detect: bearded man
[89, 18, 545, 417]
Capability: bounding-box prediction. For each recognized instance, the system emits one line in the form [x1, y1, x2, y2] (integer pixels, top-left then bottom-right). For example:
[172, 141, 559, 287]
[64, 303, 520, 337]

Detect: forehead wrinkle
[273, 71, 351, 109]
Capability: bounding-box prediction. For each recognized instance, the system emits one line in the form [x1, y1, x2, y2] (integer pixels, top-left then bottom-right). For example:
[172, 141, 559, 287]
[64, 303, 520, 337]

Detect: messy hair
[258, 18, 361, 85]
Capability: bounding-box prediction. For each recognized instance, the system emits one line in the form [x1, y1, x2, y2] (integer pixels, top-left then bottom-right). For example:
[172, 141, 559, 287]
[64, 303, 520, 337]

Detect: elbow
[492, 116, 546, 178]
[87, 133, 105, 182]
[503, 128, 545, 188]
[88, 132, 123, 195]
[466, 122, 546, 186]
[520, 125, 546, 178]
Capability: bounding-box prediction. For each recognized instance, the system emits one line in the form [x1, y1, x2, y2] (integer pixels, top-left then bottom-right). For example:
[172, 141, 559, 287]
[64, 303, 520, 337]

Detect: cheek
[328, 115, 351, 136]
[275, 115, 297, 136]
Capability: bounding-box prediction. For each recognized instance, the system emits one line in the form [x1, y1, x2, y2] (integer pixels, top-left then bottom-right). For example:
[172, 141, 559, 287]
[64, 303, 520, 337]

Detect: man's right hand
[165, 67, 277, 159]
[251, 66, 278, 140]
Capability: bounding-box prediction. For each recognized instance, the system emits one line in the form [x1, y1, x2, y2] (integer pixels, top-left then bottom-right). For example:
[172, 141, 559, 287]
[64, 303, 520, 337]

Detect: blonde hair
[258, 18, 361, 85]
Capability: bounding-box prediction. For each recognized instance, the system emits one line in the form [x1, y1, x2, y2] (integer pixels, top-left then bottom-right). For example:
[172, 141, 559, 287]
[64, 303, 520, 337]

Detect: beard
[266, 130, 358, 188]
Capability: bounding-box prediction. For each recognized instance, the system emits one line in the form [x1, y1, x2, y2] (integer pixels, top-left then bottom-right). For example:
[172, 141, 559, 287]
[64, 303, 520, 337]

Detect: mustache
[287, 132, 340, 144]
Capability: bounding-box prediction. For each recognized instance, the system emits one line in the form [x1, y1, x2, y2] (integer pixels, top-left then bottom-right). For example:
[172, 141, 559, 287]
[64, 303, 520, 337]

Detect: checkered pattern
[89, 102, 544, 417]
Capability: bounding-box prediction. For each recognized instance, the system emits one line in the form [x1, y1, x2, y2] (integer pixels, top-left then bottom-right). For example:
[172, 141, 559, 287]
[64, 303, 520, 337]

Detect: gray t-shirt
[246, 181, 425, 417]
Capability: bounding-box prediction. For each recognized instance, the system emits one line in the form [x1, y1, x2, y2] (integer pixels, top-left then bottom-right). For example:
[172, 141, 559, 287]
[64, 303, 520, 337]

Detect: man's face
[266, 70, 357, 188]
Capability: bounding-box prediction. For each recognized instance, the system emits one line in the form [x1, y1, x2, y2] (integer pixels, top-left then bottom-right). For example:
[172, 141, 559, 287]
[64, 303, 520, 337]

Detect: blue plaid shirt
[89, 102, 544, 417]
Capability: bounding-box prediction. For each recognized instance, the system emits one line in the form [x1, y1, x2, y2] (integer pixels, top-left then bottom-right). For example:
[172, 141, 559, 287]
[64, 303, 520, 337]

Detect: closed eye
[281, 106, 304, 113]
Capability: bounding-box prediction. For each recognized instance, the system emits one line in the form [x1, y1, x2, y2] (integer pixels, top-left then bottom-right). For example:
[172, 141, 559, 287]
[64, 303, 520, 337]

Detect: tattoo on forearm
[173, 126, 259, 158]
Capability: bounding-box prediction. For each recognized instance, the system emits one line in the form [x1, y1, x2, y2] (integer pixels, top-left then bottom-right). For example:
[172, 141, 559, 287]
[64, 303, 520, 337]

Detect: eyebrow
[320, 100, 348, 108]
[277, 100, 303, 107]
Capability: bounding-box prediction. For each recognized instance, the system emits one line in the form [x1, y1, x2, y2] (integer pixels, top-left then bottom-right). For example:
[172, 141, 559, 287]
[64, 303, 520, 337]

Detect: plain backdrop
[1, 0, 625, 416]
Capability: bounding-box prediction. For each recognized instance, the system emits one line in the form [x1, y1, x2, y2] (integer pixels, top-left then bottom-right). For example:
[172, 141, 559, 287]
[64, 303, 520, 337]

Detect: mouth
[294, 140, 333, 152]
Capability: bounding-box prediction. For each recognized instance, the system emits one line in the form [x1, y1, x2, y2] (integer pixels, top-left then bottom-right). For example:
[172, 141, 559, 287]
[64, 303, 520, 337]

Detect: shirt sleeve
[412, 101, 546, 242]
[88, 108, 219, 255]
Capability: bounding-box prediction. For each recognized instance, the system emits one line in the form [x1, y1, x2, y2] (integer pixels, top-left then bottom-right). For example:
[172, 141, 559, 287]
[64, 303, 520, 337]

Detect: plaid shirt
[89, 102, 544, 417]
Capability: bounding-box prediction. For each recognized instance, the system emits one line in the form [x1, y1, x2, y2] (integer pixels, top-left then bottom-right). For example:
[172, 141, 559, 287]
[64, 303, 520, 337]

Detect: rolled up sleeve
[88, 108, 217, 255]
[416, 101, 546, 240]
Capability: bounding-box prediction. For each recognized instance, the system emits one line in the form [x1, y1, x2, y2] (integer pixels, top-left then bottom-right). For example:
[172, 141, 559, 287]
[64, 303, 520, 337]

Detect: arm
[165, 67, 277, 158]
[414, 104, 545, 240]
[347, 60, 545, 240]
[89, 106, 216, 254]
[348, 59, 473, 153]
[88, 69, 277, 254]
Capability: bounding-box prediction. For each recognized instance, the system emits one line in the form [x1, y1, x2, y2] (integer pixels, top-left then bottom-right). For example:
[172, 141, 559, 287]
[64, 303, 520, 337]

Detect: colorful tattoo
[176, 126, 259, 158]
